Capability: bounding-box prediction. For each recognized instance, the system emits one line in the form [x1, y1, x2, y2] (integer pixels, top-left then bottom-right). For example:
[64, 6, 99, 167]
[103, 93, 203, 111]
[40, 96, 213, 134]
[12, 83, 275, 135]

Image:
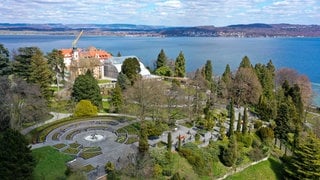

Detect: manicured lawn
[225, 157, 283, 180]
[32, 146, 74, 180]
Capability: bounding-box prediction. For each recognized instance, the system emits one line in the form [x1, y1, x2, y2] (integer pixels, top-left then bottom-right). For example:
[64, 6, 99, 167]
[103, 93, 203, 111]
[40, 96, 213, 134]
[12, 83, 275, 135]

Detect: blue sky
[1, 0, 319, 26]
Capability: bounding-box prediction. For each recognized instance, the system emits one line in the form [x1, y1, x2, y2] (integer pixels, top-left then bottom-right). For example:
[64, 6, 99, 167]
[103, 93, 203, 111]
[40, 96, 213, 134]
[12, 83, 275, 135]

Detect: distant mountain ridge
[0, 23, 319, 37]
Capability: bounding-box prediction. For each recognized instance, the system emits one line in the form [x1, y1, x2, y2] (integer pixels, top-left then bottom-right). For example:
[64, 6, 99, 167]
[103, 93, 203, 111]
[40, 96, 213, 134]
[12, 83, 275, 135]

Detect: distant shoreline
[1, 23, 320, 38]
[1, 31, 320, 38]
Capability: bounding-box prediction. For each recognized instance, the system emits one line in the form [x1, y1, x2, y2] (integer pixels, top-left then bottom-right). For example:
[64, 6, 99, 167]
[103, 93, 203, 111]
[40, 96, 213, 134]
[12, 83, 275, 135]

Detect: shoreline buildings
[60, 46, 151, 81]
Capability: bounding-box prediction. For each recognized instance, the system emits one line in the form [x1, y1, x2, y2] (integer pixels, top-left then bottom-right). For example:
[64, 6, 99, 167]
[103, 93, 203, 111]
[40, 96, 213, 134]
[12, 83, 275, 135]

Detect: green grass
[52, 132, 60, 140]
[306, 111, 320, 127]
[157, 141, 167, 148]
[117, 122, 140, 135]
[125, 136, 139, 144]
[63, 147, 80, 155]
[69, 142, 81, 148]
[53, 143, 67, 149]
[98, 79, 112, 84]
[116, 135, 126, 143]
[32, 146, 73, 180]
[81, 164, 96, 172]
[80, 151, 102, 159]
[102, 101, 110, 112]
[225, 157, 283, 180]
[83, 146, 101, 152]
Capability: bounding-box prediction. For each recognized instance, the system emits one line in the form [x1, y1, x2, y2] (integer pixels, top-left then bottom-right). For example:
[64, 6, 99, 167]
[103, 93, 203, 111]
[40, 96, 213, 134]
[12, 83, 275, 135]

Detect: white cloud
[0, 0, 319, 26]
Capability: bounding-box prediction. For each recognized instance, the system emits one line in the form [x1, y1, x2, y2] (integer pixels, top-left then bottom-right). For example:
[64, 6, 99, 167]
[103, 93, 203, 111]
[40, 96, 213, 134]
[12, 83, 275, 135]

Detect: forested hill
[0, 23, 320, 37]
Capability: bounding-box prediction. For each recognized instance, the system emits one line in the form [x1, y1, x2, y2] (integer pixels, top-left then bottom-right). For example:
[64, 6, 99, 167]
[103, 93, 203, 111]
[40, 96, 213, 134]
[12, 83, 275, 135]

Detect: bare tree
[0, 76, 48, 130]
[276, 68, 312, 106]
[124, 79, 166, 121]
[232, 67, 262, 106]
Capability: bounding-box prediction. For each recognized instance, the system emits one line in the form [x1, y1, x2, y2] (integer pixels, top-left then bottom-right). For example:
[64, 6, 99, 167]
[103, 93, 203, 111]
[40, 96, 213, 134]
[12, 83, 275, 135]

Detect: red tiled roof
[59, 47, 112, 60]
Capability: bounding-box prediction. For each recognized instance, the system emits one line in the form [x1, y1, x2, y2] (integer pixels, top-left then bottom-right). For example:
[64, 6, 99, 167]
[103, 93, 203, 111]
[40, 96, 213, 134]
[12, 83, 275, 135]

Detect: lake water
[0, 35, 319, 106]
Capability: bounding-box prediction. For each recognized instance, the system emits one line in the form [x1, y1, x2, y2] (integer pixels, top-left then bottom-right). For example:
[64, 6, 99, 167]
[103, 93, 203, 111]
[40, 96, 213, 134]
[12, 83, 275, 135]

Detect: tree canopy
[121, 57, 141, 85]
[156, 49, 168, 70]
[284, 133, 320, 179]
[72, 70, 102, 108]
[46, 49, 65, 85]
[13, 47, 41, 82]
[29, 49, 53, 101]
[0, 128, 36, 179]
[0, 44, 11, 76]
[174, 51, 186, 77]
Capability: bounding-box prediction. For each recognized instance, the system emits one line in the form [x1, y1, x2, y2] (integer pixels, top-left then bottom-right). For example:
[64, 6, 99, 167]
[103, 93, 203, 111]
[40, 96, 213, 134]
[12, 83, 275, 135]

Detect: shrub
[237, 133, 253, 148]
[254, 120, 263, 129]
[256, 126, 274, 144]
[252, 136, 262, 148]
[153, 164, 163, 177]
[195, 133, 201, 142]
[247, 147, 266, 161]
[73, 100, 98, 117]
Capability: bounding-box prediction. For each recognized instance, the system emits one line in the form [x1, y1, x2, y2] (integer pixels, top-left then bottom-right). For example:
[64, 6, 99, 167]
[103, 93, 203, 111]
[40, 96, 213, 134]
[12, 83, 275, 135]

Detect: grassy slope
[32, 146, 74, 180]
[171, 152, 199, 179]
[225, 157, 284, 180]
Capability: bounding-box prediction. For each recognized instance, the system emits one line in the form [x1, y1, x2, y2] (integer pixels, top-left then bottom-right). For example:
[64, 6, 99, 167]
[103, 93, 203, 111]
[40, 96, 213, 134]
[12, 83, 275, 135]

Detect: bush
[178, 145, 211, 175]
[153, 164, 163, 177]
[195, 133, 201, 142]
[256, 126, 274, 144]
[254, 120, 263, 129]
[247, 147, 266, 161]
[237, 133, 253, 148]
[73, 100, 98, 117]
[252, 136, 262, 148]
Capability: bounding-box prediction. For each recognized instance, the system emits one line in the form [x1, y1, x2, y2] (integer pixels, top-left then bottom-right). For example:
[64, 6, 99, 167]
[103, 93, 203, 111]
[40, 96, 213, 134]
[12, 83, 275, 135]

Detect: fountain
[84, 132, 104, 142]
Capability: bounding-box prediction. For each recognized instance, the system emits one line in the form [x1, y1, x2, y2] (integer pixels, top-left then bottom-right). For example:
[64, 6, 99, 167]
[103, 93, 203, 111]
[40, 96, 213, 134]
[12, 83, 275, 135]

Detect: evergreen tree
[0, 128, 36, 179]
[221, 135, 238, 167]
[117, 72, 131, 90]
[284, 133, 320, 179]
[227, 99, 235, 138]
[174, 51, 186, 77]
[274, 102, 291, 146]
[266, 60, 275, 77]
[156, 49, 167, 69]
[204, 60, 213, 84]
[218, 64, 232, 98]
[138, 122, 149, 153]
[29, 50, 53, 101]
[239, 56, 252, 68]
[110, 83, 123, 113]
[0, 44, 11, 76]
[72, 70, 102, 108]
[178, 134, 182, 150]
[155, 66, 173, 77]
[167, 132, 172, 151]
[221, 64, 232, 85]
[255, 61, 276, 121]
[236, 112, 241, 133]
[13, 47, 41, 82]
[242, 107, 248, 134]
[121, 57, 141, 85]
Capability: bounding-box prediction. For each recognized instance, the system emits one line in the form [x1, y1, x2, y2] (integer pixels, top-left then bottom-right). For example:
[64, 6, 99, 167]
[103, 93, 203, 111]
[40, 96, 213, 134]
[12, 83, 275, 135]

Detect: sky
[1, 0, 319, 26]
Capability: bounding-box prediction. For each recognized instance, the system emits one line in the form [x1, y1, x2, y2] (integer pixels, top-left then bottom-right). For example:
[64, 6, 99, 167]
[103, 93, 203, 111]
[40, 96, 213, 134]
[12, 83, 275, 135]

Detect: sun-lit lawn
[225, 157, 283, 180]
[32, 146, 74, 180]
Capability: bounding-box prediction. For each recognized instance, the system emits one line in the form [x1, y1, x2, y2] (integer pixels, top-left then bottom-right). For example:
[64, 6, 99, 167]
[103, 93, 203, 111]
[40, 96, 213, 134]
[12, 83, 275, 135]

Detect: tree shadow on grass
[268, 157, 285, 180]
